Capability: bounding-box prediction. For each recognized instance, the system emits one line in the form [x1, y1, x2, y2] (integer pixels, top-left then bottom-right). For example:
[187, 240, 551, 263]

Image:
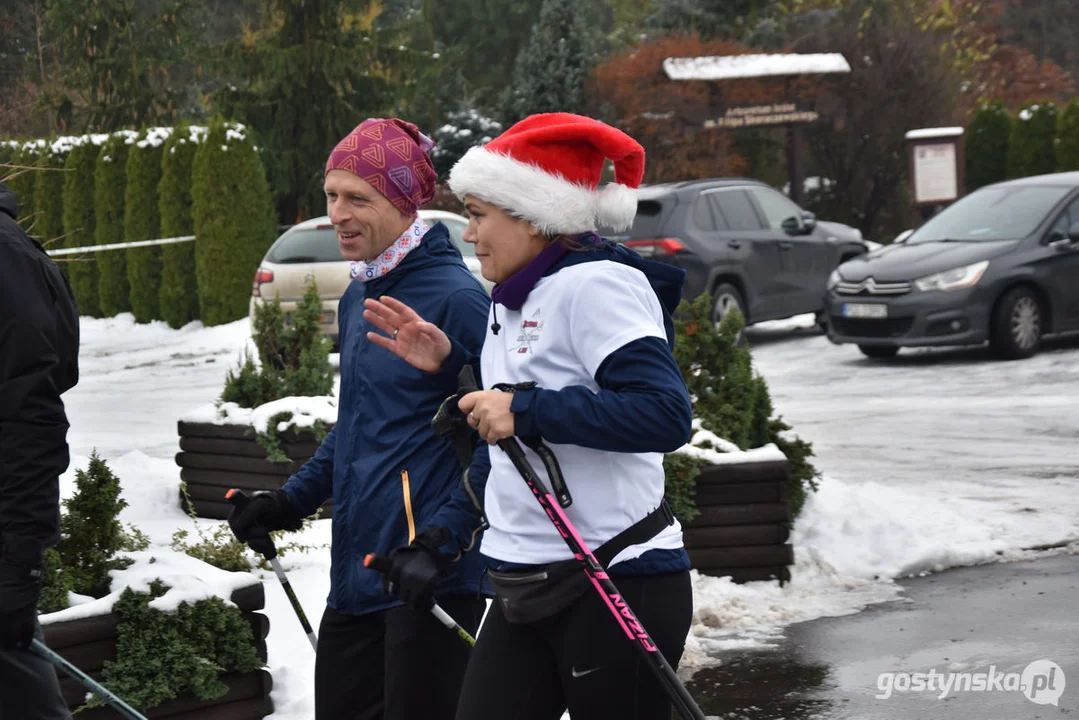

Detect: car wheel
[712, 283, 746, 327]
[858, 345, 899, 359]
[991, 287, 1043, 359]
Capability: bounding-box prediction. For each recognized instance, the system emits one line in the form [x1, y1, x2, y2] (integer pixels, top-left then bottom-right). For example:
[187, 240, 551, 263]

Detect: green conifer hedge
[191, 120, 277, 326]
[1008, 102, 1058, 179]
[125, 128, 171, 323]
[63, 135, 109, 317]
[159, 126, 204, 329]
[95, 131, 138, 316]
[965, 102, 1011, 191]
[1056, 100, 1079, 173]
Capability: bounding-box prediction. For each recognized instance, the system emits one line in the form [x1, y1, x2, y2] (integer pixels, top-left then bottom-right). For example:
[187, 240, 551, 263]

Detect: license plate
[843, 303, 888, 319]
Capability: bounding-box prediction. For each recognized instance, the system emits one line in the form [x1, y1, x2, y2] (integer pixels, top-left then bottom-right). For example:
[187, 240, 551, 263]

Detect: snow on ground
[59, 313, 1079, 717]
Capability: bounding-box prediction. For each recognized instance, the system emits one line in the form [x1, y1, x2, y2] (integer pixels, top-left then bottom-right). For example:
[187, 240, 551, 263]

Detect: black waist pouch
[487, 558, 589, 624]
[486, 499, 676, 624]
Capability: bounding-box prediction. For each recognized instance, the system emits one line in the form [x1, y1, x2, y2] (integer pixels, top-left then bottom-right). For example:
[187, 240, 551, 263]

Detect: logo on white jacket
[510, 309, 543, 355]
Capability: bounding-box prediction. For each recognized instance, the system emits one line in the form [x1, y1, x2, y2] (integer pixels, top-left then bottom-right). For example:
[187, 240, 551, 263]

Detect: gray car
[826, 172, 1079, 359]
[604, 178, 868, 326]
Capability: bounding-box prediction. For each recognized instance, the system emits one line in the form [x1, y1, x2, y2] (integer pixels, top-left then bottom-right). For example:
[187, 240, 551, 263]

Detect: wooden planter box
[683, 458, 794, 584]
[41, 582, 273, 719]
[176, 421, 334, 520]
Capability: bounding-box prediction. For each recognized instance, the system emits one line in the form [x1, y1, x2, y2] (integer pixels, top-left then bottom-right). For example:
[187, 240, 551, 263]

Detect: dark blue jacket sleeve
[421, 286, 492, 554]
[281, 425, 337, 518]
[509, 336, 692, 453]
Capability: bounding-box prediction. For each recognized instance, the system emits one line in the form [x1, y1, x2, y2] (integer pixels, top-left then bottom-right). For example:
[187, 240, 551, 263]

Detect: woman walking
[365, 113, 695, 720]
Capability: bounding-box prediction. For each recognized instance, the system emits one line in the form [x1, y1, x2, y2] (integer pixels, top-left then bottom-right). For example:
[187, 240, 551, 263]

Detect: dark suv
[603, 179, 868, 325]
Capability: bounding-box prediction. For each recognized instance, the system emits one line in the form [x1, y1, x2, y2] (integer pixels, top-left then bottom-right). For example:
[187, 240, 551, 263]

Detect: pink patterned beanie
[325, 118, 438, 215]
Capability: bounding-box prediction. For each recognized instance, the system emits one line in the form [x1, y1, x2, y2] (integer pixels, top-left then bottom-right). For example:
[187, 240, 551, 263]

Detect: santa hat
[448, 113, 645, 234]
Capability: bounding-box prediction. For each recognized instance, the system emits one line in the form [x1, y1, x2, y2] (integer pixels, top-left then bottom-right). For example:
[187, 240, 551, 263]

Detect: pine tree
[1056, 100, 1079, 173]
[7, 142, 44, 233]
[125, 128, 171, 323]
[159, 125, 203, 329]
[63, 135, 108, 317]
[965, 102, 1011, 191]
[504, 0, 594, 124]
[1008, 102, 1058, 179]
[430, 110, 502, 178]
[95, 131, 138, 316]
[191, 120, 277, 326]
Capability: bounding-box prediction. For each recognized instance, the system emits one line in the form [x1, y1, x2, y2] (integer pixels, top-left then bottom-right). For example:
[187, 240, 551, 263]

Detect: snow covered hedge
[125, 127, 172, 323]
[192, 119, 277, 327]
[63, 135, 109, 316]
[95, 131, 138, 317]
[159, 126, 204, 329]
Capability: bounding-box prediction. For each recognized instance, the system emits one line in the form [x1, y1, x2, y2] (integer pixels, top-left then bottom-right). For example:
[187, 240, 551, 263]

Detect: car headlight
[914, 260, 989, 292]
[827, 269, 842, 291]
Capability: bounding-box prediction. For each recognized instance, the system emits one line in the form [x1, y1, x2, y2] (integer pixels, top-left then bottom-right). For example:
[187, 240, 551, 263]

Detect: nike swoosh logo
[571, 666, 601, 678]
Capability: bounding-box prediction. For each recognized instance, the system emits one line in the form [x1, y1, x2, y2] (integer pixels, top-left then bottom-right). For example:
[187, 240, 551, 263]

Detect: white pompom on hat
[448, 112, 645, 234]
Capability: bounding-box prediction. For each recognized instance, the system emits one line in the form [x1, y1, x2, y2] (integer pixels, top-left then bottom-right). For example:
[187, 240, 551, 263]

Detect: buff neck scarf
[349, 217, 431, 282]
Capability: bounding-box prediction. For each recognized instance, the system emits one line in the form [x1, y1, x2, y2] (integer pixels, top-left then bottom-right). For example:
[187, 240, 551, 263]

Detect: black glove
[382, 528, 452, 611]
[227, 490, 302, 557]
[0, 559, 42, 651]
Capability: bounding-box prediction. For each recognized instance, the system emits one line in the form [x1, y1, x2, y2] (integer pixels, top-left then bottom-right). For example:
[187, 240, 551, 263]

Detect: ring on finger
[469, 412, 478, 422]
[392, 328, 400, 339]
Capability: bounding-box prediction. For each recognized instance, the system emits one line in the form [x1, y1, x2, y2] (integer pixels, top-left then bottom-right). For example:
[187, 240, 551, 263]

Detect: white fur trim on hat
[450, 147, 638, 234]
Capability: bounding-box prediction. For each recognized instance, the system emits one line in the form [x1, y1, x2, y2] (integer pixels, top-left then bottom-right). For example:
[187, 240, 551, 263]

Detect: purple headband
[325, 118, 438, 215]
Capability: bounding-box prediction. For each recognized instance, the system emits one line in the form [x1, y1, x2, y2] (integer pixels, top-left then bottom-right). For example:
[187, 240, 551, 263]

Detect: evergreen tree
[125, 128, 170, 323]
[648, 0, 778, 38]
[1008, 102, 1058, 179]
[505, 0, 594, 124]
[7, 142, 44, 233]
[63, 135, 108, 317]
[31, 139, 72, 255]
[95, 131, 138, 316]
[430, 110, 502, 178]
[159, 125, 203, 329]
[191, 120, 277, 326]
[212, 0, 426, 223]
[1056, 100, 1079, 173]
[965, 102, 1011, 191]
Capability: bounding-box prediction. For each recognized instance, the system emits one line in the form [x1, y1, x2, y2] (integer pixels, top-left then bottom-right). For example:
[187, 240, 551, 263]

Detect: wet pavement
[686, 552, 1079, 719]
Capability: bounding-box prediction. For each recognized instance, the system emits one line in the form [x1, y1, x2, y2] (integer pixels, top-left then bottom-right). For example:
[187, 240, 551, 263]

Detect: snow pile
[183, 396, 338, 433]
[136, 126, 173, 149]
[39, 550, 260, 625]
[672, 419, 785, 464]
[664, 53, 851, 81]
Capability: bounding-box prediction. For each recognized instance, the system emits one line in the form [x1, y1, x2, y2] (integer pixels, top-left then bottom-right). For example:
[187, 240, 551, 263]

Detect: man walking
[227, 119, 491, 719]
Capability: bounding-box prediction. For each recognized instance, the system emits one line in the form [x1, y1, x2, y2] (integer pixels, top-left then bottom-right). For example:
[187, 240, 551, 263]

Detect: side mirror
[894, 229, 914, 245]
[1070, 221, 1079, 244]
[781, 216, 802, 235]
[801, 211, 817, 234]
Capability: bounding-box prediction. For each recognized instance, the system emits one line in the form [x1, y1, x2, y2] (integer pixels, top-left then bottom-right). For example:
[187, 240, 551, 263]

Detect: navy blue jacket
[442, 239, 694, 575]
[282, 223, 491, 615]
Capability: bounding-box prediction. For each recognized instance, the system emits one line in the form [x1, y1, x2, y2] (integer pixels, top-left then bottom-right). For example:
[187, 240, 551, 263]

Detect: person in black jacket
[0, 181, 79, 719]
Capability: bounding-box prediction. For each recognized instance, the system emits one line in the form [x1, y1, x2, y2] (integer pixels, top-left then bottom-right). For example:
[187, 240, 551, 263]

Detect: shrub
[1057, 100, 1079, 173]
[8, 142, 45, 233]
[222, 282, 335, 408]
[95, 131, 139, 316]
[666, 294, 820, 523]
[125, 128, 171, 323]
[32, 139, 72, 256]
[159, 125, 204, 328]
[1008, 102, 1058, 179]
[38, 452, 149, 611]
[63, 135, 109, 317]
[430, 110, 502, 178]
[191, 120, 277, 326]
[98, 580, 262, 712]
[965, 102, 1011, 191]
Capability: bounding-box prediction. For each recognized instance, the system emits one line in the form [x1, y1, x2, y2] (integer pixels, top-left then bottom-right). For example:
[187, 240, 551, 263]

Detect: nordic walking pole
[459, 366, 706, 720]
[363, 553, 476, 647]
[225, 489, 318, 651]
[30, 639, 148, 720]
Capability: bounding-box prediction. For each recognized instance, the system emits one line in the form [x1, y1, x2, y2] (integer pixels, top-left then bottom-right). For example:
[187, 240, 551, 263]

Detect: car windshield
[266, 228, 343, 263]
[907, 185, 1072, 243]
